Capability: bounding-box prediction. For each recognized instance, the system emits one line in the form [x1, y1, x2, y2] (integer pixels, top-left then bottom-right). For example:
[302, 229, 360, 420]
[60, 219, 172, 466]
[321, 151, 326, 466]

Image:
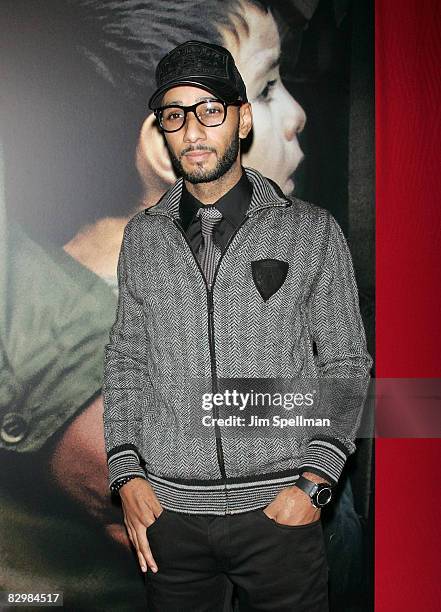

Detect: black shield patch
[251, 259, 289, 301]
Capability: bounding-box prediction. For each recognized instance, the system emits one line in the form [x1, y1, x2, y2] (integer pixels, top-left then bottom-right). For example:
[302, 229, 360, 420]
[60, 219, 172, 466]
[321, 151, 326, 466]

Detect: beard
[167, 126, 240, 184]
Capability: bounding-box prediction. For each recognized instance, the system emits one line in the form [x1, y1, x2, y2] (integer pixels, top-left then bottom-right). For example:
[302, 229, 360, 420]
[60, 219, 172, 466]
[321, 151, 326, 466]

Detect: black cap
[148, 40, 248, 110]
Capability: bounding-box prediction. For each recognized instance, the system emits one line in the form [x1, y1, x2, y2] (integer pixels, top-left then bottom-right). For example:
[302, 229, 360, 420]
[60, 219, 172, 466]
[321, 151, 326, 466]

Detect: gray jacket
[102, 167, 372, 514]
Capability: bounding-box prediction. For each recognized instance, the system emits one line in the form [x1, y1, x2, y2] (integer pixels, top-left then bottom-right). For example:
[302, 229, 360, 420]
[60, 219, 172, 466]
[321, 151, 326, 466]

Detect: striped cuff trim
[107, 443, 141, 461]
[298, 439, 349, 485]
[107, 448, 145, 488]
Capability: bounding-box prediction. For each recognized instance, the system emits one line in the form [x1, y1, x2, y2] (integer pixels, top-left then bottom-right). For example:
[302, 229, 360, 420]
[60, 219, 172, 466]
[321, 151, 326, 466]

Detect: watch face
[315, 486, 332, 507]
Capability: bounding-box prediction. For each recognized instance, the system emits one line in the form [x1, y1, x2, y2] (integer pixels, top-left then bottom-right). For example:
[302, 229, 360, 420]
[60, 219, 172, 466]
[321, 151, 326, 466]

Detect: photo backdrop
[1, 1, 374, 610]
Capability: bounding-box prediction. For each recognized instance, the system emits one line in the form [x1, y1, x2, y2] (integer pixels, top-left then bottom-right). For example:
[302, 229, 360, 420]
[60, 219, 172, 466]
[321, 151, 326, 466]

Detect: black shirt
[179, 168, 253, 253]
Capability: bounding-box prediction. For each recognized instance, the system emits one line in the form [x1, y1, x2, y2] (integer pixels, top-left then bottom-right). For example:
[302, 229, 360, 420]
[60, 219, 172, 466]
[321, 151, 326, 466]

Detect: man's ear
[239, 102, 253, 140]
[136, 112, 177, 189]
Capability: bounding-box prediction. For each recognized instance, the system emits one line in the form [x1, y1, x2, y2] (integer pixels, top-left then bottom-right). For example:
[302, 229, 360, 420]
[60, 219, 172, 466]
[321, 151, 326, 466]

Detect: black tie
[196, 206, 223, 288]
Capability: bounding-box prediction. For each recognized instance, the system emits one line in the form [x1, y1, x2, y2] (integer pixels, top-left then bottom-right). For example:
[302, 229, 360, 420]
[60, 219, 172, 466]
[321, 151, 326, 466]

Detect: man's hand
[263, 472, 330, 526]
[119, 477, 163, 574]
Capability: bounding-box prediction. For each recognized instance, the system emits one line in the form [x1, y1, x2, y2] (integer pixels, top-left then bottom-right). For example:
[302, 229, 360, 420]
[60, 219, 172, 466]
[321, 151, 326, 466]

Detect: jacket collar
[144, 166, 291, 220]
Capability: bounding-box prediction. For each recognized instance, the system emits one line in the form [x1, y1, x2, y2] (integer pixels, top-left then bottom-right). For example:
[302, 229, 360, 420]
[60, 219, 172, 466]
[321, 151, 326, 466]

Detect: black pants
[145, 508, 329, 612]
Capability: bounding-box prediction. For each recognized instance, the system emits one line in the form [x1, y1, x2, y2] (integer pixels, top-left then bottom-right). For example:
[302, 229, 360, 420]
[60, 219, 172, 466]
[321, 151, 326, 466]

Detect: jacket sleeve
[102, 218, 149, 492]
[300, 211, 373, 486]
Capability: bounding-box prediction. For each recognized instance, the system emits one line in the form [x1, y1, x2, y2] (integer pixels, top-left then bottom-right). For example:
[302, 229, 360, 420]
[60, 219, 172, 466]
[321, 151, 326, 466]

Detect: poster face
[1, 1, 375, 610]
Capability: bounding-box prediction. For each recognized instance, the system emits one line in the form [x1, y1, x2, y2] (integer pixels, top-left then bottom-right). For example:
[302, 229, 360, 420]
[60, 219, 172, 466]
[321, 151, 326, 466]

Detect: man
[103, 40, 372, 611]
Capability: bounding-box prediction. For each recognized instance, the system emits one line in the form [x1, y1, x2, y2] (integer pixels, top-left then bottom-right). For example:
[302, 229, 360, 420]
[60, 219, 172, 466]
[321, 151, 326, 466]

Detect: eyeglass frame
[153, 98, 244, 133]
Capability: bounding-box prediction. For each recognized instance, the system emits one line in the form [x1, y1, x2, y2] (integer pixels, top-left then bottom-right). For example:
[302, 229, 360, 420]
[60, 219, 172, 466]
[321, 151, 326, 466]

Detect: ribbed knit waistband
[147, 470, 300, 515]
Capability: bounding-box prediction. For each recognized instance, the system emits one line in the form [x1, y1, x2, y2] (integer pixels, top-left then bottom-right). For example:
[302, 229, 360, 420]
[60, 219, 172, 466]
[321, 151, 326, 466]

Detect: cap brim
[148, 77, 240, 110]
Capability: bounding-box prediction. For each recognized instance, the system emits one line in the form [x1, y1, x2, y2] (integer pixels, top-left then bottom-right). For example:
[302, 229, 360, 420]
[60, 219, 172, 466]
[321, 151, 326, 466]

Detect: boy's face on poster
[222, 1, 306, 194]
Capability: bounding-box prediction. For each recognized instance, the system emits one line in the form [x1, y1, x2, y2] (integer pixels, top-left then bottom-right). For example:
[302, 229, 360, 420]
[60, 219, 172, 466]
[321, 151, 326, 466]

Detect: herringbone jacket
[102, 167, 373, 514]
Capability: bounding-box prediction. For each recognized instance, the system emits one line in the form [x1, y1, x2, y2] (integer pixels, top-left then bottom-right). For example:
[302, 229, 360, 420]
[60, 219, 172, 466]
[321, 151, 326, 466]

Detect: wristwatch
[294, 475, 333, 508]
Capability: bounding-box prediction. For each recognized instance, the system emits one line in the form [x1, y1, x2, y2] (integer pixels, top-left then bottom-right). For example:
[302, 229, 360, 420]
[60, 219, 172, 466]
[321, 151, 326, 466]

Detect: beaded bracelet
[111, 475, 144, 494]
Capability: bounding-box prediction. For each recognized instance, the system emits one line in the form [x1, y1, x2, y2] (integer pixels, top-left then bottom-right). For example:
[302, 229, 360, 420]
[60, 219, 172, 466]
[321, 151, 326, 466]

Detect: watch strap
[295, 475, 319, 498]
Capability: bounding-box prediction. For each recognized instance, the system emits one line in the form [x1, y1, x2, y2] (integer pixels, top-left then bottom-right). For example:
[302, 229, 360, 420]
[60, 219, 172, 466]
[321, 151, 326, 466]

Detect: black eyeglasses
[154, 99, 243, 133]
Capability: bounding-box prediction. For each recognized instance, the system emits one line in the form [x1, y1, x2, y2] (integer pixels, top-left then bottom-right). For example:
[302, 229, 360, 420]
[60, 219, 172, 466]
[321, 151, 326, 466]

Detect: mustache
[180, 145, 216, 157]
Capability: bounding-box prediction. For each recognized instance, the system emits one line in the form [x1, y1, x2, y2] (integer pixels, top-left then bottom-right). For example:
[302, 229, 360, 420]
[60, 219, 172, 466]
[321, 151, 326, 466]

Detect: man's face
[220, 1, 306, 195]
[160, 86, 250, 184]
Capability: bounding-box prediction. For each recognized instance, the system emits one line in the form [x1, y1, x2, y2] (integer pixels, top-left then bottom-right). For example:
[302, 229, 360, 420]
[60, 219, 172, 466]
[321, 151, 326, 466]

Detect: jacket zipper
[148, 200, 289, 502]
[171, 219, 228, 480]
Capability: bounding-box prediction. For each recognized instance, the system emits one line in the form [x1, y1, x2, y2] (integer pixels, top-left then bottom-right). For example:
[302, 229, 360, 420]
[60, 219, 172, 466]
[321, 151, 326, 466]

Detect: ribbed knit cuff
[298, 438, 351, 486]
[107, 443, 147, 491]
